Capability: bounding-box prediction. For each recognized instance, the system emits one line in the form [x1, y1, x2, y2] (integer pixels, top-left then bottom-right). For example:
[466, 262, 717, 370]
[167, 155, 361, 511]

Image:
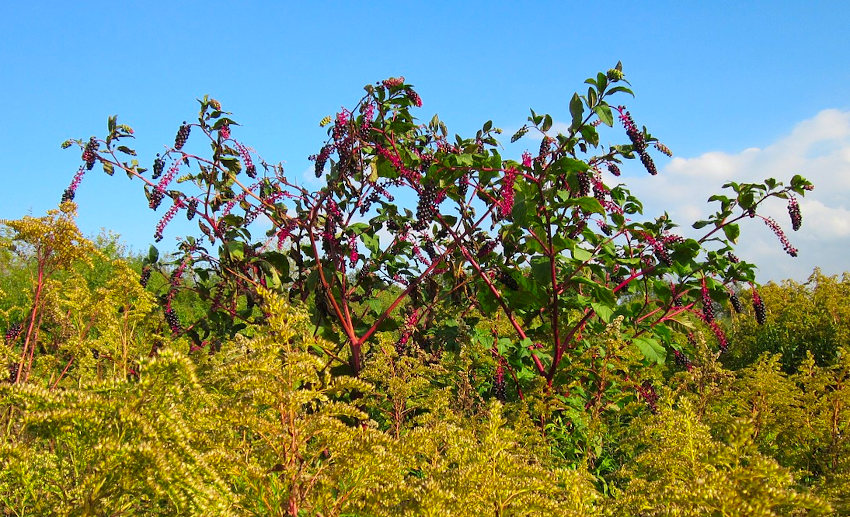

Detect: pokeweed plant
[60, 63, 813, 389]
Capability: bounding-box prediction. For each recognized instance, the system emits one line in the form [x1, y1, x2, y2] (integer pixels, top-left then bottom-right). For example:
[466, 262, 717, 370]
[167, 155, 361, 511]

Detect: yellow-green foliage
[724, 269, 850, 371]
[1, 209, 848, 515]
[613, 398, 831, 516]
[1, 348, 237, 515]
[1, 204, 160, 384]
[703, 349, 850, 513]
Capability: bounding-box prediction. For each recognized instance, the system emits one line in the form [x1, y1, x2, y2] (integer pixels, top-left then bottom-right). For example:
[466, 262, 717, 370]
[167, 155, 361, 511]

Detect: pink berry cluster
[497, 168, 518, 218]
[405, 88, 422, 108]
[154, 198, 184, 242]
[62, 166, 88, 203]
[762, 216, 798, 257]
[701, 280, 714, 322]
[234, 141, 257, 178]
[382, 76, 405, 88]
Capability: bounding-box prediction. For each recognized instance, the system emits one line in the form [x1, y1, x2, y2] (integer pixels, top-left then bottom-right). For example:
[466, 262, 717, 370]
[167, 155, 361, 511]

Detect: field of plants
[1, 66, 847, 515]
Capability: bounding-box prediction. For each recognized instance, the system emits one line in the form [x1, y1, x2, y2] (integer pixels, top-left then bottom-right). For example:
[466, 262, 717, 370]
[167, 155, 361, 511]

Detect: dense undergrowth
[1, 211, 847, 515]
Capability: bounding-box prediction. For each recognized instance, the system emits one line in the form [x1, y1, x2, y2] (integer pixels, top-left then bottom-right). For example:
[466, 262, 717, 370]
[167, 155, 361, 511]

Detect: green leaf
[147, 245, 159, 264]
[530, 255, 551, 284]
[591, 302, 614, 323]
[362, 233, 380, 255]
[571, 246, 593, 262]
[722, 223, 740, 243]
[102, 162, 114, 176]
[569, 93, 584, 128]
[633, 337, 666, 364]
[541, 114, 553, 132]
[593, 104, 614, 127]
[565, 197, 604, 215]
[225, 241, 244, 261]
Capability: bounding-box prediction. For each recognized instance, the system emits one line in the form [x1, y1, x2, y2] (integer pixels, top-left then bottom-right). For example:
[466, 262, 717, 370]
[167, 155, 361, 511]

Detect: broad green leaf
[633, 337, 666, 364]
[591, 302, 614, 323]
[593, 104, 614, 127]
[722, 223, 740, 243]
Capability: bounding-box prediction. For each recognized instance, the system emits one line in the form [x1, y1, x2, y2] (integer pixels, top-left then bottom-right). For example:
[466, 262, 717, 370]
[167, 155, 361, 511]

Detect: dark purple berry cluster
[458, 173, 469, 198]
[186, 198, 198, 220]
[164, 307, 181, 333]
[498, 270, 519, 290]
[607, 163, 621, 177]
[174, 122, 191, 150]
[576, 171, 591, 197]
[639, 152, 658, 176]
[729, 291, 743, 314]
[7, 363, 19, 383]
[753, 290, 767, 325]
[61, 188, 75, 203]
[148, 189, 164, 210]
[788, 196, 802, 231]
[617, 107, 658, 176]
[313, 145, 331, 177]
[140, 266, 151, 287]
[152, 154, 165, 179]
[82, 137, 99, 170]
[414, 184, 439, 230]
[5, 323, 22, 343]
[673, 349, 693, 371]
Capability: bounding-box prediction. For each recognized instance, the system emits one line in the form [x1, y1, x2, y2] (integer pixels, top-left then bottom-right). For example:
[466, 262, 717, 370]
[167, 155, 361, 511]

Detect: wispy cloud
[622, 109, 850, 282]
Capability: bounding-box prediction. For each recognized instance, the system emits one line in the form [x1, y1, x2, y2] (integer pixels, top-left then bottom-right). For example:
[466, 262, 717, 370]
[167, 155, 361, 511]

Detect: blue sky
[2, 1, 849, 282]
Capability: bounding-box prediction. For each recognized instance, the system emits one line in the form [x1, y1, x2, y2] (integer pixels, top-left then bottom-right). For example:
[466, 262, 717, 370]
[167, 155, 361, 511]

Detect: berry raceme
[701, 282, 714, 323]
[636, 380, 659, 412]
[729, 291, 743, 314]
[414, 184, 439, 230]
[788, 196, 802, 231]
[174, 122, 191, 150]
[497, 270, 519, 290]
[186, 198, 198, 220]
[5, 323, 22, 343]
[152, 154, 165, 179]
[673, 349, 693, 371]
[753, 289, 767, 325]
[493, 364, 506, 401]
[148, 189, 164, 210]
[140, 266, 152, 287]
[164, 307, 181, 333]
[81, 137, 99, 170]
[762, 216, 798, 257]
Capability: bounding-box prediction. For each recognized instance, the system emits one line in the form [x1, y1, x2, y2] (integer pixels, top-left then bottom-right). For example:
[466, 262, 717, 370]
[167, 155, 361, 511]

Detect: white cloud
[623, 109, 850, 282]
